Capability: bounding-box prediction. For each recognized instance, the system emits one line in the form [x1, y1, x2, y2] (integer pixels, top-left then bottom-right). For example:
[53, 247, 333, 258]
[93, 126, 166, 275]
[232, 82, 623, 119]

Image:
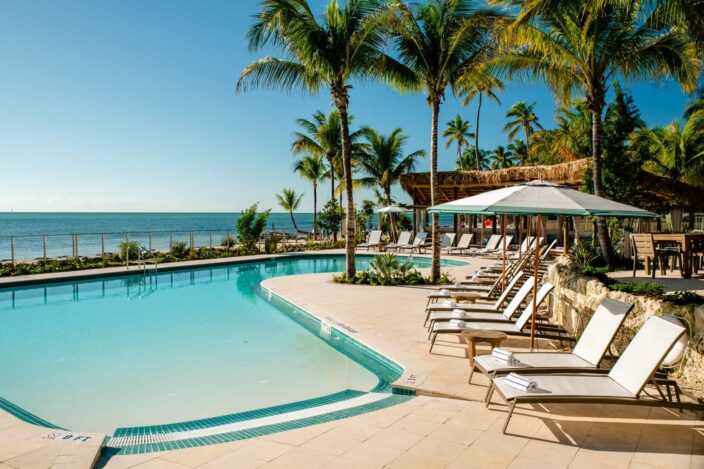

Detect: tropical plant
[294, 155, 327, 239]
[684, 87, 704, 119]
[489, 145, 517, 169]
[170, 240, 188, 257]
[356, 127, 424, 239]
[389, 0, 504, 281]
[275, 188, 304, 233]
[458, 71, 503, 169]
[237, 204, 270, 254]
[118, 241, 141, 261]
[442, 115, 474, 165]
[368, 253, 418, 285]
[220, 235, 237, 248]
[507, 139, 529, 165]
[238, 0, 399, 278]
[631, 111, 704, 185]
[498, 0, 700, 265]
[316, 199, 345, 242]
[503, 101, 543, 154]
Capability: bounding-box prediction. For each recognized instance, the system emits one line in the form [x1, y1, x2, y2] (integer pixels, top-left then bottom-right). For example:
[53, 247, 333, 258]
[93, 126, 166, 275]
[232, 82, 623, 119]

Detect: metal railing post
[169, 232, 173, 250]
[74, 234, 79, 260]
[190, 231, 194, 253]
[125, 233, 129, 267]
[148, 232, 152, 252]
[11, 237, 15, 267]
[209, 231, 212, 249]
[101, 234, 105, 261]
[43, 236, 47, 263]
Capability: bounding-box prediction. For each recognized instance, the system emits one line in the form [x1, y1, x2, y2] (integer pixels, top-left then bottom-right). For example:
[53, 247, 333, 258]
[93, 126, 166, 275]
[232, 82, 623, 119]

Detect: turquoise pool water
[0, 254, 465, 434]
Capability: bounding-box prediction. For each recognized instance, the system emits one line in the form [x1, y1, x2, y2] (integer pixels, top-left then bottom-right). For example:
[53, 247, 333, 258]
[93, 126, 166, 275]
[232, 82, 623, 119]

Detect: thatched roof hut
[400, 159, 588, 206]
[400, 158, 704, 212]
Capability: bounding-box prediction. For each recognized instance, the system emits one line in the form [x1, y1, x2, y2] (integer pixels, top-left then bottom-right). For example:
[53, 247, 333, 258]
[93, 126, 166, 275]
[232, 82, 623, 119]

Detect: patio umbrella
[428, 180, 658, 349]
[375, 205, 408, 240]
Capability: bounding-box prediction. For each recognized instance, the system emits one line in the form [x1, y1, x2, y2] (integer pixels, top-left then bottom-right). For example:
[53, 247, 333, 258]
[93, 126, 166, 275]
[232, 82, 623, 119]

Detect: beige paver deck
[98, 253, 703, 468]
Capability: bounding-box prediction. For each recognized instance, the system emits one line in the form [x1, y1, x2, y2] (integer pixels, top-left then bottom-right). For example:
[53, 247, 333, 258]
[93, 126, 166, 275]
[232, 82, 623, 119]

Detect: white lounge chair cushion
[494, 373, 635, 400]
[429, 311, 509, 322]
[474, 352, 594, 373]
[427, 302, 500, 312]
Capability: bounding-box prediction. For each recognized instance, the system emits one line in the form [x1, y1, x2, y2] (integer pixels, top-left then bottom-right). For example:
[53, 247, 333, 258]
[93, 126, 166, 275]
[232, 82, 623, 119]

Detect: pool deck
[1, 251, 703, 468]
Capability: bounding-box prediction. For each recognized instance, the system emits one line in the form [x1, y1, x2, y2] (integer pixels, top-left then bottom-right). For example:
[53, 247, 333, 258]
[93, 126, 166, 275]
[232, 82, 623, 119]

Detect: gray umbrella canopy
[427, 180, 658, 218]
[375, 204, 408, 214]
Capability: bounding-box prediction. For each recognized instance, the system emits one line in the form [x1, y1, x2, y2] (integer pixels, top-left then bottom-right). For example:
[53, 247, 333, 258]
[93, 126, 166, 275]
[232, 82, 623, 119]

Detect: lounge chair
[488, 315, 703, 434]
[470, 297, 634, 384]
[445, 233, 473, 255]
[398, 232, 428, 254]
[425, 273, 530, 331]
[357, 230, 383, 251]
[468, 234, 503, 255]
[428, 281, 557, 353]
[425, 267, 525, 307]
[385, 231, 411, 252]
[439, 233, 456, 252]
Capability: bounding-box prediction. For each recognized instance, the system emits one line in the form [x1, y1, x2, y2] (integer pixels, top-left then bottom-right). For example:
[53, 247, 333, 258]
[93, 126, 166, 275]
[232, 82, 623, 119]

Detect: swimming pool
[0, 254, 466, 442]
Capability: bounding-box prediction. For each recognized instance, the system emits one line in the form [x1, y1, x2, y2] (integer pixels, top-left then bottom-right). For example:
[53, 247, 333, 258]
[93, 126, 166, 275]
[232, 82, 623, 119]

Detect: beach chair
[385, 231, 411, 252]
[357, 230, 383, 251]
[445, 233, 473, 255]
[470, 298, 633, 384]
[469, 234, 503, 255]
[398, 232, 427, 254]
[439, 233, 456, 252]
[428, 281, 558, 353]
[424, 272, 529, 330]
[488, 315, 703, 434]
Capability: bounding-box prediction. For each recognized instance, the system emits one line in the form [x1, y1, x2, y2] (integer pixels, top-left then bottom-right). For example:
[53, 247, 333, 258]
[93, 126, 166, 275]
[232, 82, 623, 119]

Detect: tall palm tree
[356, 127, 425, 238]
[503, 101, 543, 153]
[442, 115, 474, 166]
[389, 0, 504, 281]
[498, 0, 700, 265]
[684, 87, 704, 119]
[456, 146, 489, 170]
[294, 155, 327, 239]
[489, 145, 517, 169]
[631, 111, 704, 184]
[291, 110, 365, 204]
[239, 0, 399, 278]
[276, 188, 304, 233]
[459, 71, 503, 169]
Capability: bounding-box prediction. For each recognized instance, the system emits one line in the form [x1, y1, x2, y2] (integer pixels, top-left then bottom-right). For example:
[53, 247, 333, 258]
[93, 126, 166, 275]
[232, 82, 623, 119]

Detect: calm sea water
[0, 212, 455, 261]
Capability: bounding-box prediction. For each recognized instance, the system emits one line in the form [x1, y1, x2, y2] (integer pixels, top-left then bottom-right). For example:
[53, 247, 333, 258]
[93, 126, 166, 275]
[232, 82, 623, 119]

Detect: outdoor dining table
[652, 233, 704, 279]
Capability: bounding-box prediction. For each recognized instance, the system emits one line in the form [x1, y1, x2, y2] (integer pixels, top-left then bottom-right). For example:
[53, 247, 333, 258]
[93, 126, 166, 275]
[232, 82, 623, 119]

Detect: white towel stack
[440, 288, 450, 295]
[471, 274, 479, 282]
[443, 299, 453, 306]
[504, 373, 537, 392]
[449, 319, 466, 328]
[452, 309, 465, 318]
[454, 282, 462, 288]
[491, 347, 520, 366]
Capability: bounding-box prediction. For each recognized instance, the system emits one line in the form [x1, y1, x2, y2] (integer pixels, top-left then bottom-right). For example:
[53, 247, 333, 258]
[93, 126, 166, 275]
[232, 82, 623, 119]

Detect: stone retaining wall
[547, 255, 704, 395]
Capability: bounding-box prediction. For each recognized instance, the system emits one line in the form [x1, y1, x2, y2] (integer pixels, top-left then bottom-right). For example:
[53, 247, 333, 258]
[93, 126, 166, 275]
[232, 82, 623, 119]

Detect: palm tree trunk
[289, 210, 298, 233]
[591, 106, 615, 266]
[329, 165, 335, 204]
[430, 98, 441, 282]
[336, 92, 356, 278]
[475, 92, 482, 170]
[313, 183, 317, 241]
[385, 188, 396, 242]
[524, 124, 531, 161]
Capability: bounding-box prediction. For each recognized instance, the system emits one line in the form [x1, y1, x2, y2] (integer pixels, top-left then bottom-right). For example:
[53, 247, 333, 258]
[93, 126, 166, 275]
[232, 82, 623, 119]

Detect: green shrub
[237, 204, 270, 254]
[608, 281, 665, 296]
[170, 241, 188, 258]
[316, 200, 345, 242]
[221, 235, 237, 248]
[664, 291, 704, 305]
[264, 237, 278, 254]
[569, 243, 601, 270]
[118, 241, 141, 260]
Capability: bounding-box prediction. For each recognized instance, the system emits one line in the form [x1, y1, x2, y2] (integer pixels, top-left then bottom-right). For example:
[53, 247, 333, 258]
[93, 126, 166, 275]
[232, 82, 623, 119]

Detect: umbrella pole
[518, 216, 522, 259]
[502, 214, 507, 291]
[480, 216, 485, 248]
[530, 215, 541, 350]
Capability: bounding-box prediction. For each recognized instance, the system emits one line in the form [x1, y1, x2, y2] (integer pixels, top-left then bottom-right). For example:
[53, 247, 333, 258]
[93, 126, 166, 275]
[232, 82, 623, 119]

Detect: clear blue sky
[0, 0, 695, 212]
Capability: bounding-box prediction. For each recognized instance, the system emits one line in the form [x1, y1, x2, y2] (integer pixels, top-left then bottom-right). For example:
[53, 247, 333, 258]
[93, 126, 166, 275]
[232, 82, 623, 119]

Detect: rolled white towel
[504, 373, 537, 392]
[440, 288, 450, 295]
[443, 299, 453, 306]
[491, 347, 520, 366]
[471, 274, 479, 282]
[449, 319, 466, 328]
[454, 282, 462, 288]
[452, 309, 465, 318]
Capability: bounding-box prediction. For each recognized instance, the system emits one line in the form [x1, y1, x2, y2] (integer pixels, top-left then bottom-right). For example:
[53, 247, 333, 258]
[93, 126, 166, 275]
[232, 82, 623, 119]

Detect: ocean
[0, 212, 456, 261]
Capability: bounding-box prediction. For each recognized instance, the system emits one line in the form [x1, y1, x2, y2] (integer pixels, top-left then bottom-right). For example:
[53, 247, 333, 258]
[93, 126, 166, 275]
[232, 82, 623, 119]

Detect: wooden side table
[460, 329, 508, 365]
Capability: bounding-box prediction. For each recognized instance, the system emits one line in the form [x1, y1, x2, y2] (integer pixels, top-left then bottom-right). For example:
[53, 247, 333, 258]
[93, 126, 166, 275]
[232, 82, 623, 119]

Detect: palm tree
[294, 155, 327, 239]
[507, 139, 529, 165]
[631, 111, 704, 184]
[684, 87, 704, 119]
[291, 110, 364, 204]
[459, 72, 503, 169]
[503, 101, 543, 154]
[489, 145, 517, 169]
[276, 188, 304, 233]
[356, 127, 425, 238]
[238, 0, 399, 278]
[499, 0, 700, 265]
[390, 0, 504, 281]
[442, 115, 474, 166]
[456, 146, 489, 170]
